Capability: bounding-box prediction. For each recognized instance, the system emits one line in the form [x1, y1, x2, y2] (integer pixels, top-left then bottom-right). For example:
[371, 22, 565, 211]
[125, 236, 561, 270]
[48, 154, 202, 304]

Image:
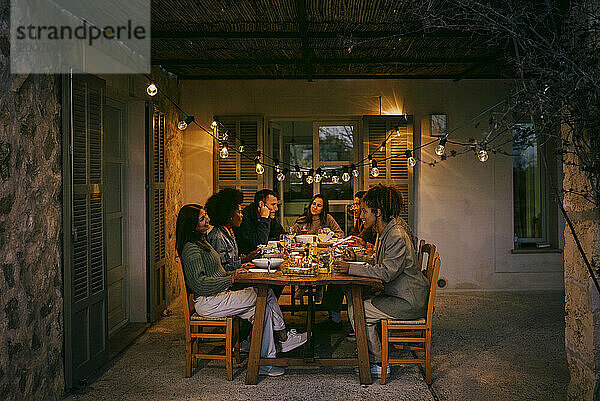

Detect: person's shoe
[239, 338, 250, 353]
[279, 329, 308, 352]
[258, 365, 285, 376]
[354, 364, 391, 377]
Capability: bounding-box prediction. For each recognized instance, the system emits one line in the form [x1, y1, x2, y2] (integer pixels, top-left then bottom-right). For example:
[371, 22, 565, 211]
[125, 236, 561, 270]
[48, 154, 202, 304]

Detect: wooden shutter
[214, 117, 263, 207]
[363, 116, 414, 226]
[147, 105, 166, 322]
[63, 73, 108, 388]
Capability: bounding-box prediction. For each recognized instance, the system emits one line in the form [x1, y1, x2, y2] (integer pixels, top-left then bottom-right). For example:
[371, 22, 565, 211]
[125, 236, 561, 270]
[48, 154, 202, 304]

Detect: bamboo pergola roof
[151, 0, 514, 80]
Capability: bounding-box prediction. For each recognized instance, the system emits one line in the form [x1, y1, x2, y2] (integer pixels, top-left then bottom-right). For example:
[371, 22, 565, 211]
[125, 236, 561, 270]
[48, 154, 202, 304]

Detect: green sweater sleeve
[181, 242, 232, 297]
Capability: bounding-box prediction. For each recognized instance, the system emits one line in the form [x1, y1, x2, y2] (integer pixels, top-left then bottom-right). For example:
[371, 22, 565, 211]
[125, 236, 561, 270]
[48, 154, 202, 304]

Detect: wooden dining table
[233, 268, 383, 385]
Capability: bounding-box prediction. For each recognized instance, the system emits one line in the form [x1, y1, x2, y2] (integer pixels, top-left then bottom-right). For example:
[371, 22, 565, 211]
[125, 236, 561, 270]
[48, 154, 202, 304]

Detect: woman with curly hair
[205, 188, 259, 271]
[334, 184, 429, 377]
[176, 204, 307, 376]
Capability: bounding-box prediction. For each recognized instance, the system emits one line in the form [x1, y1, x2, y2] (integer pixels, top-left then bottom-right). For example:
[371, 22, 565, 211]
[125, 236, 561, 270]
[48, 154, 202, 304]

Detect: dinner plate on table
[246, 268, 277, 273]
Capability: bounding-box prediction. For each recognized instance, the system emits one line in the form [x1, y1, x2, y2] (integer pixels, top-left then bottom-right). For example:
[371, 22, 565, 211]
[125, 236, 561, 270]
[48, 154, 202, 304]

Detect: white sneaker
[258, 365, 285, 376]
[279, 329, 308, 353]
[354, 364, 391, 377]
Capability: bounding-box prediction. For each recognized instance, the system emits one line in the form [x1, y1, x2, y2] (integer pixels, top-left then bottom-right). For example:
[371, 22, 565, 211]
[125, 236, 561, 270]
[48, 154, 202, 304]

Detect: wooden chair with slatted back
[178, 262, 240, 380]
[418, 241, 436, 277]
[381, 251, 441, 385]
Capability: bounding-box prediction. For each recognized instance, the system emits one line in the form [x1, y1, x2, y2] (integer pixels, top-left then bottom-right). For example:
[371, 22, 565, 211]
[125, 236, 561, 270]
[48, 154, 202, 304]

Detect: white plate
[247, 268, 277, 273]
[348, 261, 368, 267]
[252, 258, 284, 269]
[296, 234, 317, 244]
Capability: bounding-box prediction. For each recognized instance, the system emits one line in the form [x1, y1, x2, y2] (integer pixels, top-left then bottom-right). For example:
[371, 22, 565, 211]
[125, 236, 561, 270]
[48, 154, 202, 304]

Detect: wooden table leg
[352, 285, 372, 385]
[245, 284, 268, 385]
[303, 286, 315, 362]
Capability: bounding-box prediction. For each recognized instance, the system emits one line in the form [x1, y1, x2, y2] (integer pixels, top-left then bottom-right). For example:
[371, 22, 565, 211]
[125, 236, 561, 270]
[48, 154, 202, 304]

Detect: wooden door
[62, 73, 108, 388]
[104, 99, 128, 334]
[146, 104, 166, 322]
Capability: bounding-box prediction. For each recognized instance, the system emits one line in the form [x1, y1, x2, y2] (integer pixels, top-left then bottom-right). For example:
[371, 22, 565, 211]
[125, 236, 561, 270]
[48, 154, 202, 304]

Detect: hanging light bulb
[238, 140, 245, 153]
[435, 135, 448, 156]
[478, 148, 489, 162]
[277, 172, 285, 181]
[295, 165, 303, 179]
[314, 168, 322, 183]
[351, 163, 359, 177]
[371, 160, 380, 177]
[219, 142, 229, 159]
[177, 116, 195, 131]
[342, 167, 350, 182]
[395, 125, 401, 136]
[222, 131, 228, 141]
[405, 150, 417, 167]
[211, 121, 218, 129]
[255, 152, 264, 174]
[274, 159, 281, 173]
[146, 83, 157, 96]
[306, 169, 314, 184]
[332, 174, 340, 184]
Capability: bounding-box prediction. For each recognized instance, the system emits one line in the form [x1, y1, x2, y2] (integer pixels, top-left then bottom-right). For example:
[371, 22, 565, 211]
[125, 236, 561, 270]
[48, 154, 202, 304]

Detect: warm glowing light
[256, 163, 264, 174]
[342, 172, 350, 182]
[478, 149, 489, 162]
[219, 145, 229, 159]
[146, 83, 157, 96]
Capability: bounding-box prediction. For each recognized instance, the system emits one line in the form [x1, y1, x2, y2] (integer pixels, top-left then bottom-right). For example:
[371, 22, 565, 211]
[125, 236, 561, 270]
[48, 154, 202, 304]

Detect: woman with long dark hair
[291, 194, 344, 237]
[333, 184, 429, 378]
[176, 204, 307, 377]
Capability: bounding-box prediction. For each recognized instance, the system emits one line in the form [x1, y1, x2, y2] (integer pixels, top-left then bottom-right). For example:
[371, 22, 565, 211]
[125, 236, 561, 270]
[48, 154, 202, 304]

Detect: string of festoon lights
[145, 80, 512, 183]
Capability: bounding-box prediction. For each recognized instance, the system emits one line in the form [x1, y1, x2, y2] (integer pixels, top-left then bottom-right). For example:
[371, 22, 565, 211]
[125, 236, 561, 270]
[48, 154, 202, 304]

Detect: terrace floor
[65, 291, 568, 401]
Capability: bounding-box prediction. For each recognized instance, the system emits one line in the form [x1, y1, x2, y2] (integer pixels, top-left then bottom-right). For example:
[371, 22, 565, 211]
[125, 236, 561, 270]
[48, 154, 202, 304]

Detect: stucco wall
[180, 79, 563, 290]
[0, 10, 64, 400]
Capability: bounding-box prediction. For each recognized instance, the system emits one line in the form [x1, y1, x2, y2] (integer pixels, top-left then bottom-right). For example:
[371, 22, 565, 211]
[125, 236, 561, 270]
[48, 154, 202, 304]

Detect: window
[512, 123, 556, 249]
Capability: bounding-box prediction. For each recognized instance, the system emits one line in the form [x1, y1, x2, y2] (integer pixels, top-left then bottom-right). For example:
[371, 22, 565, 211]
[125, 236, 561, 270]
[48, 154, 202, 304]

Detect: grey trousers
[345, 290, 396, 364]
[194, 287, 285, 359]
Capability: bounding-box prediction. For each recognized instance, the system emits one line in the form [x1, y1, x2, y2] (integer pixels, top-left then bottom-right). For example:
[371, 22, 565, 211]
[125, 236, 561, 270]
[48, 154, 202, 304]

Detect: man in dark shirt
[235, 189, 285, 255]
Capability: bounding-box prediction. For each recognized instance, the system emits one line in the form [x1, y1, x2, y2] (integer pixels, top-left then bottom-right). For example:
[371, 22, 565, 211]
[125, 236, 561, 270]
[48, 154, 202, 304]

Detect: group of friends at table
[176, 184, 430, 378]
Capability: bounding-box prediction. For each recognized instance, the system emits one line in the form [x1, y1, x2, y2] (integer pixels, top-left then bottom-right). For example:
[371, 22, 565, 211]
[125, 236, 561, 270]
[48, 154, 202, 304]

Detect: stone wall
[148, 67, 184, 307]
[0, 1, 64, 399]
[563, 130, 600, 400]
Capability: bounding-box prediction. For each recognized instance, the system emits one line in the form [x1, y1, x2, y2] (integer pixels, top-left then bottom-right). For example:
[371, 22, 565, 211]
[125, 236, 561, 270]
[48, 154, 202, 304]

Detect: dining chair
[381, 251, 441, 385]
[418, 241, 437, 280]
[178, 262, 240, 380]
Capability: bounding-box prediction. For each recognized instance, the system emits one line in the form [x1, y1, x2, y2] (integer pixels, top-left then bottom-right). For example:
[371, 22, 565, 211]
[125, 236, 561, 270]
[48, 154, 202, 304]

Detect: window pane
[319, 126, 354, 161]
[320, 166, 353, 201]
[513, 124, 543, 241]
[278, 122, 313, 202]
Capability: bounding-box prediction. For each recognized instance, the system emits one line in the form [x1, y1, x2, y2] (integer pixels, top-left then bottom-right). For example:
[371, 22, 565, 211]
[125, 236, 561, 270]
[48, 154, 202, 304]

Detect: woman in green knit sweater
[176, 204, 307, 377]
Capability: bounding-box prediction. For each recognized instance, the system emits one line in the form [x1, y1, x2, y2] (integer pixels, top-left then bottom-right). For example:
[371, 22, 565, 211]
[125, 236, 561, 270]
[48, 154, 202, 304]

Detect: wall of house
[181, 79, 564, 290]
[0, 12, 64, 401]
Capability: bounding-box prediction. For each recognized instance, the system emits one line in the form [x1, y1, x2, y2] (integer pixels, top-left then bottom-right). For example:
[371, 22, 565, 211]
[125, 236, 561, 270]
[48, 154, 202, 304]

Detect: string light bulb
[222, 132, 228, 141]
[314, 168, 322, 183]
[405, 150, 417, 167]
[238, 140, 245, 153]
[177, 116, 195, 131]
[295, 165, 303, 179]
[332, 174, 340, 184]
[146, 83, 157, 96]
[395, 126, 401, 136]
[274, 159, 281, 174]
[342, 167, 350, 182]
[351, 164, 359, 177]
[435, 135, 448, 156]
[211, 121, 218, 129]
[277, 171, 285, 181]
[255, 152, 264, 175]
[478, 148, 489, 162]
[371, 160, 380, 177]
[219, 142, 229, 159]
[306, 169, 314, 184]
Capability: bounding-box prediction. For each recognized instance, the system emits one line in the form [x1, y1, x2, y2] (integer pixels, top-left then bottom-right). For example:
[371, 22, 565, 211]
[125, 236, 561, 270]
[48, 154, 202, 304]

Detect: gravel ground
[64, 291, 568, 401]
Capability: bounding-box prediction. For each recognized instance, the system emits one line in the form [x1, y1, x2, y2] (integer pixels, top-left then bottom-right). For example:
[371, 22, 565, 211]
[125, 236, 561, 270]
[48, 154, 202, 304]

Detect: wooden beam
[176, 73, 510, 80]
[150, 29, 478, 40]
[153, 56, 495, 67]
[296, 0, 313, 81]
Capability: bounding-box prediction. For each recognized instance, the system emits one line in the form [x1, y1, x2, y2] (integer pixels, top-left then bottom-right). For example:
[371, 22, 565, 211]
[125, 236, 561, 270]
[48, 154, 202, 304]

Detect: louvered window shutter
[363, 116, 414, 226]
[214, 117, 263, 206]
[148, 105, 166, 322]
[64, 73, 108, 388]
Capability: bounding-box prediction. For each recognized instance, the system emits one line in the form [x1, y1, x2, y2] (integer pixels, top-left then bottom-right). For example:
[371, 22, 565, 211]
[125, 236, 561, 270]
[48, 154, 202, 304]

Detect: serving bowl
[251, 258, 284, 269]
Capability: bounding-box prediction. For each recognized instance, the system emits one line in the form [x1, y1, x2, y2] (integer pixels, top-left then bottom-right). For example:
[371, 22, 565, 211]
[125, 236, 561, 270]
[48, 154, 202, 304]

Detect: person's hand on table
[349, 235, 367, 248]
[333, 259, 350, 274]
[232, 267, 249, 283]
[241, 248, 260, 263]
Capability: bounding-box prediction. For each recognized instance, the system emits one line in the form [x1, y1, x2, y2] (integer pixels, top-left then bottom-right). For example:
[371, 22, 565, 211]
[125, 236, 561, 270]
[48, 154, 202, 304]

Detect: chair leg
[226, 318, 233, 381]
[185, 340, 192, 378]
[381, 320, 389, 384]
[234, 317, 241, 364]
[425, 328, 432, 384]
